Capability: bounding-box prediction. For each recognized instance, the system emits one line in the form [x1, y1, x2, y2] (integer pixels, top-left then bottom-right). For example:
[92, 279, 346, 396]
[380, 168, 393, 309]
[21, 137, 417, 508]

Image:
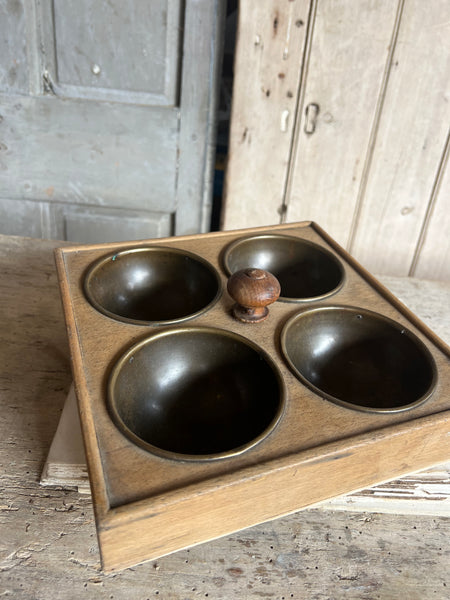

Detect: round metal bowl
[281, 306, 437, 413]
[223, 234, 344, 302]
[108, 327, 285, 460]
[84, 247, 221, 325]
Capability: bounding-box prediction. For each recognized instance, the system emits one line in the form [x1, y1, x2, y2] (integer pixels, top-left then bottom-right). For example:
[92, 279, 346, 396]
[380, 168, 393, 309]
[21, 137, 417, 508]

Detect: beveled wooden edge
[101, 409, 450, 526]
[56, 220, 314, 255]
[311, 222, 450, 355]
[97, 409, 450, 571]
[54, 250, 111, 520]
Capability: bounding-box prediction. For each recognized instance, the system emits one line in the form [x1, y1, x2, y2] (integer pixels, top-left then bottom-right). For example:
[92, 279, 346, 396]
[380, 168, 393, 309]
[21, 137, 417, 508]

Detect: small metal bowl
[108, 327, 285, 460]
[281, 306, 437, 413]
[223, 234, 344, 302]
[84, 247, 221, 325]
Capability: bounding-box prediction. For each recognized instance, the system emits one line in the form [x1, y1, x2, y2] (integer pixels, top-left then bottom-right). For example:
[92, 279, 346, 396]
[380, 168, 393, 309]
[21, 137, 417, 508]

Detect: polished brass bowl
[108, 327, 285, 460]
[223, 234, 344, 301]
[84, 247, 221, 325]
[281, 306, 437, 413]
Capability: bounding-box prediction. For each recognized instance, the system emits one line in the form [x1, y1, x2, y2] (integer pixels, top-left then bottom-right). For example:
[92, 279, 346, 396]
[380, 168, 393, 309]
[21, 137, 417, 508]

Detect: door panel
[0, 94, 178, 209]
[61, 206, 172, 243]
[0, 0, 28, 94]
[40, 0, 181, 105]
[0, 197, 45, 237]
[0, 0, 224, 242]
[0, 197, 171, 242]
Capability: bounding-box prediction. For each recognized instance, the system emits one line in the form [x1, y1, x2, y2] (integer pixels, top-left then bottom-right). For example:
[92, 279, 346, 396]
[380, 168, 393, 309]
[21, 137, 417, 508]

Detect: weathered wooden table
[1, 234, 449, 599]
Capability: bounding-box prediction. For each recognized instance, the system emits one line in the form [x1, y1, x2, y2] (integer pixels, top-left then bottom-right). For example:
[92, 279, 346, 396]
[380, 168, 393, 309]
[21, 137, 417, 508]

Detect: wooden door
[223, 0, 450, 280]
[0, 0, 224, 243]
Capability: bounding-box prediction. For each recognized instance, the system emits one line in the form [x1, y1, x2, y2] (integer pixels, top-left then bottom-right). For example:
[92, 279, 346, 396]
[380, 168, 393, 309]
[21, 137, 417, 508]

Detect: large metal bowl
[84, 247, 221, 325]
[108, 327, 285, 460]
[223, 234, 344, 302]
[281, 306, 437, 413]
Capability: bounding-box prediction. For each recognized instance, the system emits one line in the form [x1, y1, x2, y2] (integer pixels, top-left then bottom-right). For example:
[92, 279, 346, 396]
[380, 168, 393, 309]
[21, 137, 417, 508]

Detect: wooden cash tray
[55, 222, 450, 572]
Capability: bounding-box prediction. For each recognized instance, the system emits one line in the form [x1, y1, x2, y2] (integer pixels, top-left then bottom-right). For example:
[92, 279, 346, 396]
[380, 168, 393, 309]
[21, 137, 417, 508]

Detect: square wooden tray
[55, 222, 450, 572]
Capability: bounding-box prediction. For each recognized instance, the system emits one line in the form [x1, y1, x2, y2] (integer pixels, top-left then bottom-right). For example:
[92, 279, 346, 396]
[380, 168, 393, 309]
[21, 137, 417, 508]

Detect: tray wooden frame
[55, 222, 450, 572]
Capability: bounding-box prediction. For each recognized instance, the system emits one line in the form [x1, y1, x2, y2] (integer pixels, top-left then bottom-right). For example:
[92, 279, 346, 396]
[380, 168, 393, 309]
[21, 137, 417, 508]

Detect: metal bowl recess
[281, 306, 437, 413]
[108, 327, 285, 460]
[223, 234, 344, 302]
[84, 247, 221, 325]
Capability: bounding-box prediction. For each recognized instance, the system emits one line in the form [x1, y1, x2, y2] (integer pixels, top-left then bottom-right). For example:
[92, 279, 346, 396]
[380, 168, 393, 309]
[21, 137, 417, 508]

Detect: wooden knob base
[232, 304, 269, 323]
[227, 268, 281, 324]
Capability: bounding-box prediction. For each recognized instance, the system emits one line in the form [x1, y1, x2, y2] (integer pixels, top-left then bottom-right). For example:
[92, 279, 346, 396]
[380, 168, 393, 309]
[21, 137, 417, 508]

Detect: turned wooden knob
[227, 268, 281, 323]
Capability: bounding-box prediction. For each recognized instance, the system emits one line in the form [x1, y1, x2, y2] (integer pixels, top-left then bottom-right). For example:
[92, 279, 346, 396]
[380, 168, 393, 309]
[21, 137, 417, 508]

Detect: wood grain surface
[0, 234, 449, 597]
[54, 222, 450, 570]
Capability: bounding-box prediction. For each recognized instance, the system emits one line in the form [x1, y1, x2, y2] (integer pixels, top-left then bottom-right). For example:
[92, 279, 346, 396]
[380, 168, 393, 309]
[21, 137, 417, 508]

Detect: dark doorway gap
[210, 0, 237, 231]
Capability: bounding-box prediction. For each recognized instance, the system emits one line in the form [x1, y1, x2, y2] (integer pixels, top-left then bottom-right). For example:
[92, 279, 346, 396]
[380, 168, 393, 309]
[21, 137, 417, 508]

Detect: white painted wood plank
[413, 134, 450, 281]
[222, 0, 309, 230]
[321, 464, 450, 516]
[40, 385, 90, 494]
[349, 0, 450, 276]
[285, 0, 399, 247]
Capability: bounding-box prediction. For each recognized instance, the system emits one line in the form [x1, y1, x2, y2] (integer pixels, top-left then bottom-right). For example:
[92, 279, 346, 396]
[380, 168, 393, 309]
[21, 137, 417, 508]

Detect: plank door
[0, 0, 224, 243]
[222, 0, 450, 280]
